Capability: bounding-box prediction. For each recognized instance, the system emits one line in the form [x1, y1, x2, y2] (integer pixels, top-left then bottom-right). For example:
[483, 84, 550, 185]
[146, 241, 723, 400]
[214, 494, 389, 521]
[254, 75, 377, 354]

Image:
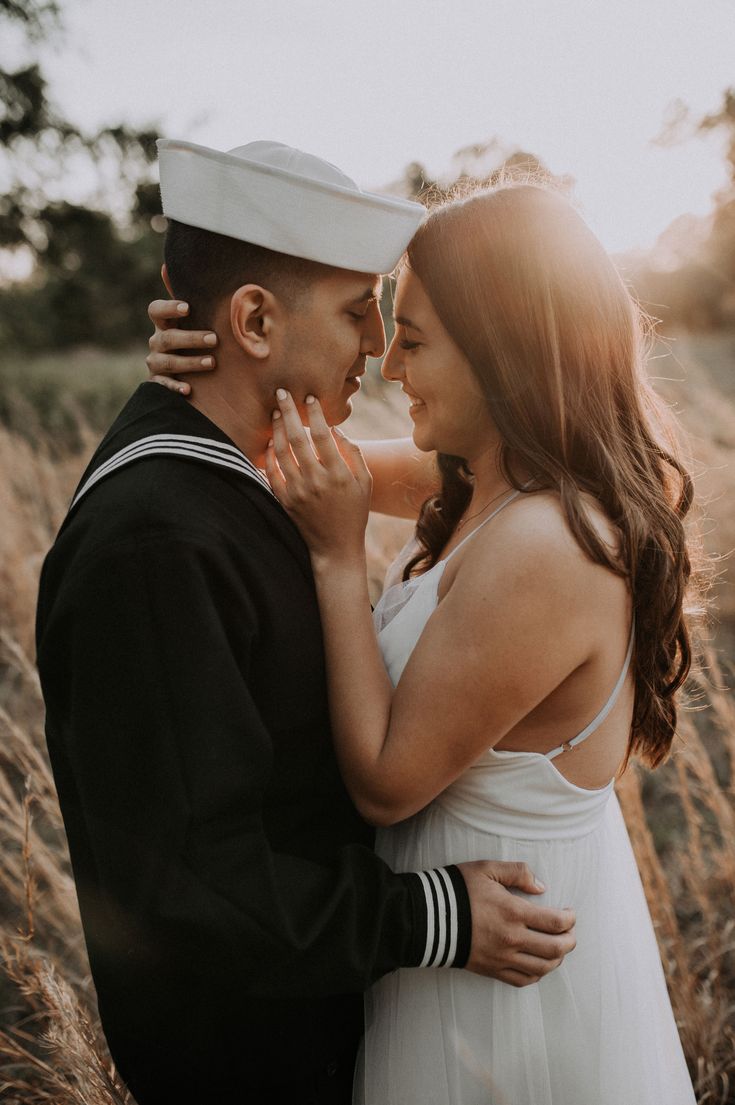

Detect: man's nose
[361, 298, 386, 360]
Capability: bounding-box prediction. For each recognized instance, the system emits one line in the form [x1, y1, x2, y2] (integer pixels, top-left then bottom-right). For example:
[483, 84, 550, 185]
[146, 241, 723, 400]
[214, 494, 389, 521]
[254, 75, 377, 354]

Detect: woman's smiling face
[381, 266, 496, 458]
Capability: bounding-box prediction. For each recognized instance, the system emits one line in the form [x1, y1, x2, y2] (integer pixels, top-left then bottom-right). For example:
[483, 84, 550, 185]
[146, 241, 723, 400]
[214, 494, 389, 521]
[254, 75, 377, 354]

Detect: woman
[147, 183, 697, 1103]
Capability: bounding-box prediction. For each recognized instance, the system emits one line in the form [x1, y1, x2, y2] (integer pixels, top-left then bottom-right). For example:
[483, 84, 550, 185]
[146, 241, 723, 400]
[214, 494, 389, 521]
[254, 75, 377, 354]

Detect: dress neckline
[434, 489, 524, 567]
[374, 489, 525, 633]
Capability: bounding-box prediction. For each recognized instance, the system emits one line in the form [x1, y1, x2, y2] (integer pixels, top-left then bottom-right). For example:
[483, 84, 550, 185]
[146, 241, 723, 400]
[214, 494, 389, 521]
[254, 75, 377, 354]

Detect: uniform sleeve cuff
[403, 865, 472, 969]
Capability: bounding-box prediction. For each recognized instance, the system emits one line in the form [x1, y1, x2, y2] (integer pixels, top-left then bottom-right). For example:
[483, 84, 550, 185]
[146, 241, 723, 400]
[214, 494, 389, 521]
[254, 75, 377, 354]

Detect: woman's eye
[399, 340, 420, 351]
[348, 311, 367, 322]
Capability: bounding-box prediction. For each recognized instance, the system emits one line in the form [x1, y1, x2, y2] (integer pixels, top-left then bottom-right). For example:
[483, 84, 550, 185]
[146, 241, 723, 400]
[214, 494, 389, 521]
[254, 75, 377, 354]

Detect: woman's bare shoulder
[461, 488, 624, 592]
[437, 491, 615, 660]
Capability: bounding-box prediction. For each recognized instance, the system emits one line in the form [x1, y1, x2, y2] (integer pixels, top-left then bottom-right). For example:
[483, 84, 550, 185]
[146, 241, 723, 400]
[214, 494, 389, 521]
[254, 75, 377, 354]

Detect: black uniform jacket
[36, 384, 470, 1103]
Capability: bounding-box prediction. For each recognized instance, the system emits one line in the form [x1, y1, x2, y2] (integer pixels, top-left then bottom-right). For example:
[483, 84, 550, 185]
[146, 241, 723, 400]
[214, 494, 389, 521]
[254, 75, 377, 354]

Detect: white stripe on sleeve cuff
[415, 867, 462, 968]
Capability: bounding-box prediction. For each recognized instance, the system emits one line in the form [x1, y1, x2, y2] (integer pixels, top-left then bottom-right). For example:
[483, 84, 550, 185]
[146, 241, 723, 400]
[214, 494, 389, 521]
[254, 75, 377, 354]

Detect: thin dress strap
[443, 490, 523, 563]
[545, 620, 636, 761]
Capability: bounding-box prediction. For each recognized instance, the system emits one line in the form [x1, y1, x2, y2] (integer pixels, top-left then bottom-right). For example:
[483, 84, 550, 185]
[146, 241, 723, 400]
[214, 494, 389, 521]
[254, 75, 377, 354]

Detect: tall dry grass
[0, 418, 134, 1103]
[0, 360, 733, 1103]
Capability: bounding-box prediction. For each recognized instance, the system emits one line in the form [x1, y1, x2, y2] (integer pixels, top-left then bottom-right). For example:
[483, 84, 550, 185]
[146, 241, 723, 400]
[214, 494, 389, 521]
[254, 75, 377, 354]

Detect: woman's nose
[361, 299, 386, 360]
[381, 336, 403, 382]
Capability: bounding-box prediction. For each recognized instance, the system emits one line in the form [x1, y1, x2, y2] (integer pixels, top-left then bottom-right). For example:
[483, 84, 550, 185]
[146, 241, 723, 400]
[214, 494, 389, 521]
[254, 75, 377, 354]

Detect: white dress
[356, 492, 696, 1105]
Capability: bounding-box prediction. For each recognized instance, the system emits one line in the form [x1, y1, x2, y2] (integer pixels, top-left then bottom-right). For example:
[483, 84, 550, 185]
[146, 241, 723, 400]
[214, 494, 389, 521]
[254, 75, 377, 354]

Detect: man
[36, 140, 576, 1105]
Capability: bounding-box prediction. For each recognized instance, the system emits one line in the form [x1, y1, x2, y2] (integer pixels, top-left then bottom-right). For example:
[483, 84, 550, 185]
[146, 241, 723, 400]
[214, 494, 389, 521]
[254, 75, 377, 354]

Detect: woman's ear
[230, 284, 278, 359]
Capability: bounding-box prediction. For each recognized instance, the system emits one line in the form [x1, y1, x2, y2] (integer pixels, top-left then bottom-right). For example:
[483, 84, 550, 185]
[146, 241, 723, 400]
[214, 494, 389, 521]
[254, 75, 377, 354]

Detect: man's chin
[324, 399, 354, 427]
[293, 398, 352, 428]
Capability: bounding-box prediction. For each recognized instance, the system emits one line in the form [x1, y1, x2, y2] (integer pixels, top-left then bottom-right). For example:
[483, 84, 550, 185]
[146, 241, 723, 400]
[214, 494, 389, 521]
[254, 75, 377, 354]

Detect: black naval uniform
[36, 383, 472, 1105]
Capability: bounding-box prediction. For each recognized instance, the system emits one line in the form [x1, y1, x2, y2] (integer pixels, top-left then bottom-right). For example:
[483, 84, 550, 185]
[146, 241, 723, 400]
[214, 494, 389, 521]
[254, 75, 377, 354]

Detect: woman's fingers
[148, 298, 189, 325]
[275, 389, 321, 474]
[302, 395, 369, 488]
[145, 350, 216, 378]
[274, 390, 371, 500]
[149, 327, 217, 353]
[305, 396, 342, 470]
[149, 373, 190, 395]
[264, 439, 287, 499]
[271, 402, 303, 484]
[145, 300, 218, 396]
[146, 313, 217, 391]
[149, 326, 218, 356]
[267, 389, 371, 558]
[332, 427, 373, 491]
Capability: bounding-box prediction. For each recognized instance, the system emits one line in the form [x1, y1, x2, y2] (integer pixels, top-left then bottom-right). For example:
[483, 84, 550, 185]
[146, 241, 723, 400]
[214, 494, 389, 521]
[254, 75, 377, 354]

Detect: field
[0, 335, 734, 1103]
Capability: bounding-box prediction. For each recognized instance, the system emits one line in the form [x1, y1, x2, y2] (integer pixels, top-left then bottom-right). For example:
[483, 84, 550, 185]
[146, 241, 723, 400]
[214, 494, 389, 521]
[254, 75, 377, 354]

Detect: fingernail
[276, 388, 288, 401]
[272, 410, 282, 420]
[201, 357, 214, 367]
[204, 333, 217, 346]
[534, 878, 546, 891]
[177, 302, 189, 314]
[267, 439, 273, 448]
[178, 386, 188, 394]
[305, 394, 315, 405]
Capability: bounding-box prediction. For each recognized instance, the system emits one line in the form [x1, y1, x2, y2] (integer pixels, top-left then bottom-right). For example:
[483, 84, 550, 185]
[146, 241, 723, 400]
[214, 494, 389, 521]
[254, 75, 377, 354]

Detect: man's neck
[187, 381, 272, 470]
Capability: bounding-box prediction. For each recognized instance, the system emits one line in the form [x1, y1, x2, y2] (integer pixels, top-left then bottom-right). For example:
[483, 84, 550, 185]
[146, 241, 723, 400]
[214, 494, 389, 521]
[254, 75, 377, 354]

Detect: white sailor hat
[157, 138, 426, 275]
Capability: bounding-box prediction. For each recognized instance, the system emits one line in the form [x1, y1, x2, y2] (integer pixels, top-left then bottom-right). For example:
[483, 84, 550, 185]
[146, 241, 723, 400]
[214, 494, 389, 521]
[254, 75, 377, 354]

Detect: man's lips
[345, 364, 366, 388]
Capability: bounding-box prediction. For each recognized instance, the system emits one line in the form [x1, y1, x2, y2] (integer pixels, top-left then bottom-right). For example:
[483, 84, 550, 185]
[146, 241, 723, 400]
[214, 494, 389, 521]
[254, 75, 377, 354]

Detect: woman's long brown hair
[403, 183, 703, 768]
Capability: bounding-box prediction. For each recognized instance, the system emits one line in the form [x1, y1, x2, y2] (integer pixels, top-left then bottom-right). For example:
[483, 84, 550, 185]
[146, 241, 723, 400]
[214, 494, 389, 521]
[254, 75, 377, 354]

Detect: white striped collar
[69, 433, 275, 515]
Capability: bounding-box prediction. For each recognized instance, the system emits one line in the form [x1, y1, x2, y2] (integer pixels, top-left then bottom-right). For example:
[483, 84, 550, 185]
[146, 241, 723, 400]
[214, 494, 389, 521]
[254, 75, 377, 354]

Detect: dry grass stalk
[616, 676, 735, 1102]
[0, 939, 133, 1105]
[18, 781, 35, 943]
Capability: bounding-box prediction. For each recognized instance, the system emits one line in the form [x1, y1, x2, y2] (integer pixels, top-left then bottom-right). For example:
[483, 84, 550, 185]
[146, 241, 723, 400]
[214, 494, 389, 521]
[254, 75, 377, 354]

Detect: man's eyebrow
[393, 315, 423, 333]
[349, 281, 383, 305]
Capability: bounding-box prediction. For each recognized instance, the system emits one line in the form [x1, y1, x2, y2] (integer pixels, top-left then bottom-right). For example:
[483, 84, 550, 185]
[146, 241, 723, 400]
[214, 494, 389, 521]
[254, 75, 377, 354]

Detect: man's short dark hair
[164, 219, 332, 328]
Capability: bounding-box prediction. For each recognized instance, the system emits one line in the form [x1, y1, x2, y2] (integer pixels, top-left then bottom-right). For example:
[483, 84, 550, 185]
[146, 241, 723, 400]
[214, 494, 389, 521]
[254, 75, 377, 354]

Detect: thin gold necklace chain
[455, 485, 514, 532]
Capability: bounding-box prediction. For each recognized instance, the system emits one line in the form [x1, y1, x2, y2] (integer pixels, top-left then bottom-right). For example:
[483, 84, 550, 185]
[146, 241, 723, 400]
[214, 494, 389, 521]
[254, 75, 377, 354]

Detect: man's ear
[161, 263, 175, 298]
[230, 284, 279, 359]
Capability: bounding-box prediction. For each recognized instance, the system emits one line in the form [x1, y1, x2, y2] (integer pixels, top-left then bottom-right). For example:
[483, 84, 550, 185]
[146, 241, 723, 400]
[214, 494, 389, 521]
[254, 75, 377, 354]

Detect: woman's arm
[266, 391, 593, 827]
[357, 438, 439, 518]
[145, 300, 438, 519]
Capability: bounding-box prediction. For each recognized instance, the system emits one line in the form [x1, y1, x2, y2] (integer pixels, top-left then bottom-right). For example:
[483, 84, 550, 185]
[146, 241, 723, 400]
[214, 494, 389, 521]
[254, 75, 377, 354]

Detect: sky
[9, 0, 735, 254]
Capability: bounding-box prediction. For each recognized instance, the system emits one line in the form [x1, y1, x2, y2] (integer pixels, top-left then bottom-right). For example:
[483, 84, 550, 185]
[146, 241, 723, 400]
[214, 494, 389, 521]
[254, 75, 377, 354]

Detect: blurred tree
[633, 88, 735, 330]
[698, 89, 735, 309]
[0, 0, 165, 351]
[0, 0, 59, 34]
